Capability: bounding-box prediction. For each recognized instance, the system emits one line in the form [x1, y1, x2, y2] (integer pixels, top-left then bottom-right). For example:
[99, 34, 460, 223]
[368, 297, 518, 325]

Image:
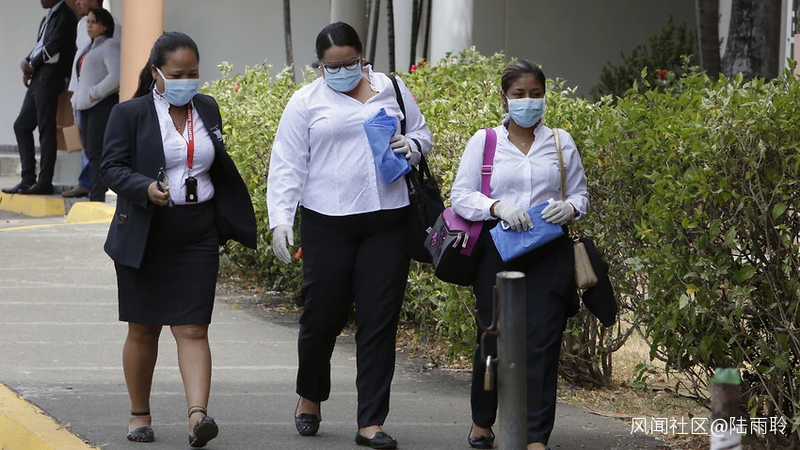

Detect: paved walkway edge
[65, 202, 115, 223]
[0, 383, 98, 450]
[0, 192, 66, 217]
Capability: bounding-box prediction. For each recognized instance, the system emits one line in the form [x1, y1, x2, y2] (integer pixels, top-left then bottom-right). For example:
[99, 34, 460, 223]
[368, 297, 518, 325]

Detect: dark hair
[501, 60, 546, 94]
[315, 22, 363, 60]
[89, 8, 114, 38]
[133, 31, 200, 98]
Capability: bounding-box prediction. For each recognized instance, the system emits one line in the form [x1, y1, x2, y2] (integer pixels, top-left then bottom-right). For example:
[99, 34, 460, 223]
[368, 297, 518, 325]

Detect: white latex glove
[390, 135, 421, 165]
[272, 225, 294, 264]
[541, 200, 575, 225]
[493, 201, 533, 232]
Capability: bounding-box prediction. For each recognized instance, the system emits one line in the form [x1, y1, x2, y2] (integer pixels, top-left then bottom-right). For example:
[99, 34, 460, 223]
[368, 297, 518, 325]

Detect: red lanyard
[174, 103, 195, 173]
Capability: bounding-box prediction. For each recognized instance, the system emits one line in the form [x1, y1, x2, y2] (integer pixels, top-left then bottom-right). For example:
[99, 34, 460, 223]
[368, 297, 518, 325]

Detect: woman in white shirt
[450, 60, 589, 450]
[267, 21, 432, 450]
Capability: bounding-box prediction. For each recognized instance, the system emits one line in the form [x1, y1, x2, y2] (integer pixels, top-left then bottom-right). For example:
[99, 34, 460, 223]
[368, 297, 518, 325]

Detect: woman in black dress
[101, 32, 256, 447]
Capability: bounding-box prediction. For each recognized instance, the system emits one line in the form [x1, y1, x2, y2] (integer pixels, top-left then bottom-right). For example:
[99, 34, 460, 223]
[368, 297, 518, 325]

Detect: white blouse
[153, 90, 215, 205]
[267, 66, 433, 229]
[450, 121, 589, 222]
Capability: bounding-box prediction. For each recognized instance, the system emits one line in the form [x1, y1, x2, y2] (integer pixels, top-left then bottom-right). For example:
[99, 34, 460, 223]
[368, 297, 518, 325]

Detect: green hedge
[206, 52, 800, 442]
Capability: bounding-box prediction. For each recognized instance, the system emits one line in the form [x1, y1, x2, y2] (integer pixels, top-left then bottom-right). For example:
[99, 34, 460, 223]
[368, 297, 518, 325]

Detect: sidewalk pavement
[0, 212, 668, 449]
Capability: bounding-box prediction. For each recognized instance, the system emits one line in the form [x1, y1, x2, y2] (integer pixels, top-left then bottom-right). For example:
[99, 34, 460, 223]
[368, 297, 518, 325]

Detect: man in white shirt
[62, 0, 121, 198]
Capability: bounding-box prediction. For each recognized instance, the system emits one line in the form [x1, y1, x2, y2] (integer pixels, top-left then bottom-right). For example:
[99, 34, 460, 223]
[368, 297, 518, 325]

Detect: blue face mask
[324, 64, 363, 93]
[156, 67, 199, 106]
[506, 96, 546, 128]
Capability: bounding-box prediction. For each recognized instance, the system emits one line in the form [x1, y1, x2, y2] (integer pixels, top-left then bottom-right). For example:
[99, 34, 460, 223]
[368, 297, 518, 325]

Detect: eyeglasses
[320, 56, 361, 74]
[156, 167, 175, 207]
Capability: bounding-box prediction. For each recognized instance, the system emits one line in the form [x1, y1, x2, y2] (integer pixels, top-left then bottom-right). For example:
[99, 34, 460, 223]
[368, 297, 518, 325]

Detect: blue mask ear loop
[155, 67, 166, 96]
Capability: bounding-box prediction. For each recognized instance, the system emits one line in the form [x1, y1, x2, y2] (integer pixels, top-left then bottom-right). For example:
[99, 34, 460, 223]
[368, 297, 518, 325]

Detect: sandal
[188, 406, 219, 448]
[126, 411, 154, 443]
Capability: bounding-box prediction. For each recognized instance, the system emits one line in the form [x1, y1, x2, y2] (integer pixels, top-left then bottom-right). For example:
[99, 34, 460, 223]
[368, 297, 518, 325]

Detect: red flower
[421, 60, 429, 68]
[294, 247, 303, 260]
[251, 269, 258, 275]
[235, 82, 241, 92]
[410, 64, 418, 73]
[657, 69, 667, 80]
[412, 93, 417, 100]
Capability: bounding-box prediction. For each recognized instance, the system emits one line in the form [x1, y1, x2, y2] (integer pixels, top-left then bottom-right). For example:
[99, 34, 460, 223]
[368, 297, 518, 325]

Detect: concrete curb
[0, 192, 66, 217]
[65, 202, 115, 224]
[0, 383, 98, 450]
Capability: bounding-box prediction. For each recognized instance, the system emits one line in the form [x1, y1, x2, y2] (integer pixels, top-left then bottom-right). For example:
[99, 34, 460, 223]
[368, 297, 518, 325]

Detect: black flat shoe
[18, 183, 54, 195]
[468, 424, 494, 449]
[1, 182, 31, 194]
[126, 411, 154, 443]
[294, 398, 321, 436]
[355, 431, 397, 449]
[188, 407, 218, 448]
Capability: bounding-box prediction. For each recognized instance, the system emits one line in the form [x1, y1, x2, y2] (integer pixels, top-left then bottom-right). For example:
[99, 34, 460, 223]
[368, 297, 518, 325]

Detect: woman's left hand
[390, 135, 420, 165]
[542, 201, 575, 225]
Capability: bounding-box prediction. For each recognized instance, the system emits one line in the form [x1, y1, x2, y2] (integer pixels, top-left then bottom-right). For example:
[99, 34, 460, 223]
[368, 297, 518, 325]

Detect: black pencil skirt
[116, 201, 219, 326]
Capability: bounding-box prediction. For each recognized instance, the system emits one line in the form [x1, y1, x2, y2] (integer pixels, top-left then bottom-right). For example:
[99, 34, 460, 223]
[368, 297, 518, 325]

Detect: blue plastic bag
[489, 201, 565, 262]
[363, 108, 411, 185]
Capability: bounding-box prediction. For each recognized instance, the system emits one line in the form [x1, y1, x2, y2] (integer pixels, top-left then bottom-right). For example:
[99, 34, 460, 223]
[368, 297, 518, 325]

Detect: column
[393, 0, 414, 72]
[119, 0, 164, 101]
[331, 0, 368, 44]
[430, 0, 473, 65]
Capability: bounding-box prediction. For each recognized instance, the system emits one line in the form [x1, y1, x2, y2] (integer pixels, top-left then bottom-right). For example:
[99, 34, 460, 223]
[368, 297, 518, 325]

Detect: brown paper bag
[62, 124, 83, 153]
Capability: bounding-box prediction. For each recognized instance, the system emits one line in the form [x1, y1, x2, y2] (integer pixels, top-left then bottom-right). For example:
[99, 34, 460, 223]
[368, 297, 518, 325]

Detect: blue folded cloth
[363, 108, 411, 185]
[490, 201, 565, 262]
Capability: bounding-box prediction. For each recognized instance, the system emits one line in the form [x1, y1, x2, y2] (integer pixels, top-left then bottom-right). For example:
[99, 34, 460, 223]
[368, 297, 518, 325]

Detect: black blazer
[26, 4, 77, 80]
[101, 92, 257, 269]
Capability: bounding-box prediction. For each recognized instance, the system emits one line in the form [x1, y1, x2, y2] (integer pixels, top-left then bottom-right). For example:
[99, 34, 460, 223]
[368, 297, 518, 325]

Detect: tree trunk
[695, 0, 721, 78]
[422, 0, 432, 62]
[409, 0, 422, 71]
[723, 0, 782, 79]
[387, 0, 396, 73]
[283, 0, 295, 81]
[368, 0, 381, 65]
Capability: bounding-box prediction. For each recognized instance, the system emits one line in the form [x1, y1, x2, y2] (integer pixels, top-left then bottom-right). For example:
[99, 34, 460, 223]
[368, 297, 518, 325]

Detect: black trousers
[14, 73, 65, 187]
[297, 207, 410, 428]
[471, 223, 574, 445]
[79, 93, 118, 201]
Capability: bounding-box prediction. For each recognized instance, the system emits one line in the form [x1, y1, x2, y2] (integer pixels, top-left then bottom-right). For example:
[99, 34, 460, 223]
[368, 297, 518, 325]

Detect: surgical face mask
[156, 67, 199, 106]
[324, 64, 363, 93]
[506, 96, 546, 128]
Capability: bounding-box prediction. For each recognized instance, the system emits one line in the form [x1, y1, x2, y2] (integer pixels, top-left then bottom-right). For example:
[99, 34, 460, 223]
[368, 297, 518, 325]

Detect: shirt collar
[49, 1, 65, 13]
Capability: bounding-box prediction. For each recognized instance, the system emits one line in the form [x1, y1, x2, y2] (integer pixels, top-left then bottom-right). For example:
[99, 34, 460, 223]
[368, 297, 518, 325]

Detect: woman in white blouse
[267, 21, 432, 450]
[450, 60, 589, 450]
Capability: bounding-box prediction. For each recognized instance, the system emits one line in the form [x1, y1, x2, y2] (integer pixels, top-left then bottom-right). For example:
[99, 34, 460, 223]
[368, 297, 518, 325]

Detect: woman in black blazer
[101, 32, 256, 448]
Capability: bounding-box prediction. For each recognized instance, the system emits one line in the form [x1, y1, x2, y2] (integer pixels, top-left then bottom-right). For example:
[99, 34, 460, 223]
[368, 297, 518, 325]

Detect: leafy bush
[590, 16, 698, 100]
[206, 51, 800, 444]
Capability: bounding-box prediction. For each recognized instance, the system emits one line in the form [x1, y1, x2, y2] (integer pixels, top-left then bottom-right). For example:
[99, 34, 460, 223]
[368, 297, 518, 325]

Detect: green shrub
[206, 51, 800, 443]
[590, 16, 698, 100]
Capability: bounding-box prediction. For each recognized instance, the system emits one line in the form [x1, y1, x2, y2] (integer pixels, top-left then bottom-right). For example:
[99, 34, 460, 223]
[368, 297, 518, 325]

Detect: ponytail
[132, 62, 154, 99]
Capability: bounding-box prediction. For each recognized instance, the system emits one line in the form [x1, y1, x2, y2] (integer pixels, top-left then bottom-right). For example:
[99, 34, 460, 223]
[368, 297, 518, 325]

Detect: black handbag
[389, 75, 445, 263]
[423, 128, 498, 285]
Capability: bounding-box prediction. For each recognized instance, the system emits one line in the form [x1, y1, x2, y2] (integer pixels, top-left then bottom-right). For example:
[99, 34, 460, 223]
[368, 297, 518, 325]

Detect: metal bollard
[496, 271, 527, 450]
[710, 368, 742, 450]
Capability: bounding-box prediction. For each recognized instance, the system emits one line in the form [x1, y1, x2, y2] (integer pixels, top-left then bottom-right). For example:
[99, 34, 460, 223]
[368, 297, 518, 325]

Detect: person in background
[3, 0, 77, 195]
[63, 0, 121, 199]
[72, 8, 119, 202]
[450, 60, 589, 450]
[101, 32, 257, 447]
[267, 21, 432, 450]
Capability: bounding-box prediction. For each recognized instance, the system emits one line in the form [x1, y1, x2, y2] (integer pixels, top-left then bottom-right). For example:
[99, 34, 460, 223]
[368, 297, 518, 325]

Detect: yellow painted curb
[0, 383, 98, 450]
[65, 202, 115, 224]
[0, 192, 65, 217]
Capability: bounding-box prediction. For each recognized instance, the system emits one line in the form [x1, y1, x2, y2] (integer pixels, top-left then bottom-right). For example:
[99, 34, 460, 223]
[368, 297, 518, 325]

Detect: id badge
[185, 176, 198, 202]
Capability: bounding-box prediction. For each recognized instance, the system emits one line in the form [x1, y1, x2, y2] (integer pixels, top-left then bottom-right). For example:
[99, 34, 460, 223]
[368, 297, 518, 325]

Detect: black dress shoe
[1, 182, 31, 194]
[468, 424, 495, 449]
[18, 183, 54, 195]
[355, 431, 397, 449]
[294, 399, 321, 436]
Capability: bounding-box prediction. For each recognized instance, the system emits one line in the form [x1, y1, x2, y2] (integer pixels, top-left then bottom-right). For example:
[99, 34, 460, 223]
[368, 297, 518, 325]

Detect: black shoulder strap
[388, 74, 406, 135]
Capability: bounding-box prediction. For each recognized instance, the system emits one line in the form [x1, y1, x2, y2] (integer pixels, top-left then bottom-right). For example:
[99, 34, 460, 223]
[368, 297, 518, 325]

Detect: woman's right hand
[271, 225, 294, 264]
[147, 181, 171, 206]
[492, 201, 532, 232]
